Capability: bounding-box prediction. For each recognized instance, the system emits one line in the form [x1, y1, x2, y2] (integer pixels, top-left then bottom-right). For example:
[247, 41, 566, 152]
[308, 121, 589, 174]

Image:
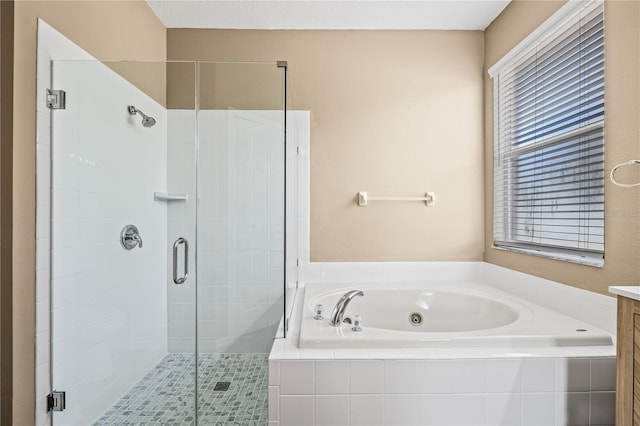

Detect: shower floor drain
[214, 382, 230, 391]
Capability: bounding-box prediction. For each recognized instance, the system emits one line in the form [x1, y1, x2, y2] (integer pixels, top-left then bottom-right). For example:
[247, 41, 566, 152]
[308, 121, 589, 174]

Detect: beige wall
[11, 1, 166, 423]
[484, 0, 640, 295]
[168, 61, 282, 110]
[168, 30, 486, 262]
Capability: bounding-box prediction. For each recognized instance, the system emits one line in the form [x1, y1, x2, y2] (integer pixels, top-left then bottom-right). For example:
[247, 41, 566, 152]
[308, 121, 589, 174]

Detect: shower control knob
[121, 225, 143, 250]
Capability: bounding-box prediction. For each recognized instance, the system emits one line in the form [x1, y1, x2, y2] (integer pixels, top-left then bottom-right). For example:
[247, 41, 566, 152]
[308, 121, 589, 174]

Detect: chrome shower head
[128, 105, 156, 128]
[141, 115, 156, 128]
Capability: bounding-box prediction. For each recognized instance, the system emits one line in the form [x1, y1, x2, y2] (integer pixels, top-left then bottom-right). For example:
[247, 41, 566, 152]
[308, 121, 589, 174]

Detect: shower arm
[128, 105, 149, 119]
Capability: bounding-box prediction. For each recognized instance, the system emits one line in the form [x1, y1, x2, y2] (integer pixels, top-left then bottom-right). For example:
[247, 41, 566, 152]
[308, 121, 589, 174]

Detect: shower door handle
[173, 237, 189, 284]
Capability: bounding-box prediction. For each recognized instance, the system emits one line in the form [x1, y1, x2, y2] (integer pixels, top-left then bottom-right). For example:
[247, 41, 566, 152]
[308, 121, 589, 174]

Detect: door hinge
[296, 146, 300, 155]
[296, 258, 300, 267]
[46, 89, 66, 110]
[47, 391, 66, 412]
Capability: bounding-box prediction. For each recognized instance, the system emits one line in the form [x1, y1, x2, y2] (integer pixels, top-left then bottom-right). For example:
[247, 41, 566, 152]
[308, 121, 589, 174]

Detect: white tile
[350, 395, 384, 426]
[556, 392, 589, 426]
[280, 361, 314, 395]
[488, 394, 522, 426]
[35, 363, 50, 403]
[589, 392, 615, 425]
[418, 395, 454, 425]
[385, 360, 425, 394]
[590, 358, 616, 391]
[314, 395, 349, 426]
[556, 358, 590, 392]
[522, 393, 555, 426]
[350, 360, 384, 394]
[168, 337, 194, 353]
[384, 395, 421, 426]
[453, 359, 487, 393]
[522, 359, 556, 392]
[385, 360, 453, 394]
[269, 386, 280, 421]
[487, 359, 522, 393]
[36, 206, 51, 240]
[315, 361, 349, 394]
[269, 360, 280, 386]
[304, 264, 339, 283]
[36, 238, 50, 271]
[421, 360, 455, 393]
[36, 268, 50, 304]
[35, 399, 51, 426]
[300, 349, 335, 360]
[35, 332, 49, 367]
[36, 301, 49, 335]
[279, 395, 314, 426]
[268, 421, 280, 426]
[453, 395, 487, 426]
[334, 350, 369, 360]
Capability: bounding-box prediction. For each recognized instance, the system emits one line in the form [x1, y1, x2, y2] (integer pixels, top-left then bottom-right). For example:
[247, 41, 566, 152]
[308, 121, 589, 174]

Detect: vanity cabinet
[615, 293, 640, 425]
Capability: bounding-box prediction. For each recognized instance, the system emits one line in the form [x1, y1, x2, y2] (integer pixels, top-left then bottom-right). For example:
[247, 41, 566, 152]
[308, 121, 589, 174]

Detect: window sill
[491, 245, 604, 268]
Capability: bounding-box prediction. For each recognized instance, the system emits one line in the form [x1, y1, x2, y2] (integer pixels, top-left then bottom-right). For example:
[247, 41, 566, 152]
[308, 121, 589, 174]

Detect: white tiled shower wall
[36, 22, 169, 426]
[36, 21, 91, 426]
[37, 24, 309, 423]
[167, 110, 310, 353]
[37, 22, 169, 426]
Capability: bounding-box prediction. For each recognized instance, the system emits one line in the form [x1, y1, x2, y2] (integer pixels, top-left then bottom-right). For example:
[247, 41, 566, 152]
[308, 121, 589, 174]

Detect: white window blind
[492, 0, 605, 265]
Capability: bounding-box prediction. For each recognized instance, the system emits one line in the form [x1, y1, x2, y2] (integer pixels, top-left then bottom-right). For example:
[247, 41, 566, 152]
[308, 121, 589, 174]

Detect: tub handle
[352, 314, 363, 332]
[314, 304, 324, 320]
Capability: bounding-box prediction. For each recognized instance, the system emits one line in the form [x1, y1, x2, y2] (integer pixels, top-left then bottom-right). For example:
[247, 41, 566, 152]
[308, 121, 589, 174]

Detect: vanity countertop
[609, 286, 640, 302]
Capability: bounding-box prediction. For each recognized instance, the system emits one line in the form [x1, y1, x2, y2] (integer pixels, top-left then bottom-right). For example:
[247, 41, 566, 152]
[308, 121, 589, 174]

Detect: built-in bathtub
[299, 282, 613, 349]
[268, 263, 617, 426]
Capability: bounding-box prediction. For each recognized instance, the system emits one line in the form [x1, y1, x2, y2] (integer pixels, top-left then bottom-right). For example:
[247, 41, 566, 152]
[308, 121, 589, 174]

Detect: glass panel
[50, 60, 198, 425]
[195, 61, 285, 424]
[49, 59, 287, 426]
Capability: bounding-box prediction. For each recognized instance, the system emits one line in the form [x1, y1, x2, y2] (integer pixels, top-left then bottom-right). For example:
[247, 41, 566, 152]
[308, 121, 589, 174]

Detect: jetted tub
[298, 282, 613, 348]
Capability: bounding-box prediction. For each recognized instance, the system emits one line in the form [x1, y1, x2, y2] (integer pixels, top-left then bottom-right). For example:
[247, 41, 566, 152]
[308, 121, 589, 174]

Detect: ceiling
[147, 0, 511, 31]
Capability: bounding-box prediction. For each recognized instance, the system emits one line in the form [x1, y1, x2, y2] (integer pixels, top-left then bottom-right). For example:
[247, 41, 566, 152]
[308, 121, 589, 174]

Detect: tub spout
[329, 290, 364, 326]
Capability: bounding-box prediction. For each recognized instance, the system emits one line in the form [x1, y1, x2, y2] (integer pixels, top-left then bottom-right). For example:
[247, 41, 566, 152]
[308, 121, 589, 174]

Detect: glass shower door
[195, 61, 286, 424]
[49, 59, 287, 426]
[50, 60, 198, 425]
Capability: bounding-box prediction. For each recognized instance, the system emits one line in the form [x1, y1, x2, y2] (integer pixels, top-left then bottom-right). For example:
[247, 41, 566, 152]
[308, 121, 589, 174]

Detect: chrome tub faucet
[329, 290, 364, 326]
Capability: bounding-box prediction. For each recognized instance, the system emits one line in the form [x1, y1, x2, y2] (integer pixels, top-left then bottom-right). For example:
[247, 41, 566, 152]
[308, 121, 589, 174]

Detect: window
[489, 0, 605, 266]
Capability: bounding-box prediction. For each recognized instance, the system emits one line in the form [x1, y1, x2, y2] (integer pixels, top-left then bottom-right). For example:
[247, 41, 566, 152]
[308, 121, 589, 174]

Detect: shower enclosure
[47, 59, 293, 425]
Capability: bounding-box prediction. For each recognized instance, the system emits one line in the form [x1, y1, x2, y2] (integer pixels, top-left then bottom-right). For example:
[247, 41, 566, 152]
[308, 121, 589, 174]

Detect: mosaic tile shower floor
[93, 353, 268, 426]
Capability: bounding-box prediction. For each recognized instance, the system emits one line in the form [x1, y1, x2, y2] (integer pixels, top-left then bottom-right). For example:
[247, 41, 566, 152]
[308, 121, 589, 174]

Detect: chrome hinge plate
[47, 391, 66, 412]
[46, 89, 66, 109]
